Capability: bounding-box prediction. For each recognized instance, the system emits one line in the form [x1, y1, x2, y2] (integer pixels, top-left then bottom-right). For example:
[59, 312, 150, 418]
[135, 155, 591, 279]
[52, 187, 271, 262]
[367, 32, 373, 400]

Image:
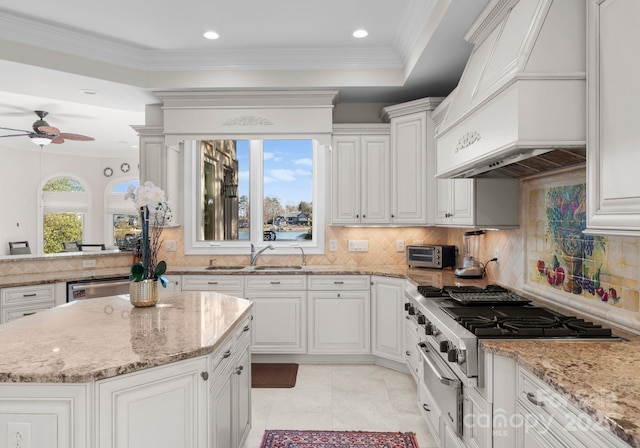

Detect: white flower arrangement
[125, 181, 172, 284]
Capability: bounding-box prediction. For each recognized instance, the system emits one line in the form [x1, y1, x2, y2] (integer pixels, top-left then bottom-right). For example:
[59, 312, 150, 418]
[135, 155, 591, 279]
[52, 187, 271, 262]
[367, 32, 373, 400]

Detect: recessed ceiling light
[353, 29, 368, 38]
[80, 89, 99, 95]
[203, 31, 220, 40]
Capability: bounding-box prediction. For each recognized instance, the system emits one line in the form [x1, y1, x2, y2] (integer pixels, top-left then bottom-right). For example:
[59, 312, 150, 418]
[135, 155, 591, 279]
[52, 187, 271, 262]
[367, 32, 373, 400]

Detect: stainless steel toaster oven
[406, 245, 456, 269]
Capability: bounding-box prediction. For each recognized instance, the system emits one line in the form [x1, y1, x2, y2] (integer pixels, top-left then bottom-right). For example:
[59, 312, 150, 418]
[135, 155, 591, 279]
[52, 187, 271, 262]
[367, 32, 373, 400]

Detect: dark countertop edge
[0, 303, 254, 384]
[480, 340, 639, 448]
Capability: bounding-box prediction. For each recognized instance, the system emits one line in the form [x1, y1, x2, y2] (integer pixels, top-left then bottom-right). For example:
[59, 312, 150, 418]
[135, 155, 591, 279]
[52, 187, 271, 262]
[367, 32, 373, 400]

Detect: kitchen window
[105, 179, 140, 250]
[184, 138, 325, 255]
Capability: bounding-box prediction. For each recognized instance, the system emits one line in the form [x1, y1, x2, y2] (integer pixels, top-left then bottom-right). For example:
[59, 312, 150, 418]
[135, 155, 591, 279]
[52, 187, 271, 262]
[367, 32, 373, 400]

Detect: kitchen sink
[204, 265, 245, 271]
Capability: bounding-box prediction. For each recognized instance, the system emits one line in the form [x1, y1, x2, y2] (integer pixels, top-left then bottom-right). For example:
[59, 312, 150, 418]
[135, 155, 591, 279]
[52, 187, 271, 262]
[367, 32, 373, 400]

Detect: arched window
[41, 176, 90, 254]
[105, 178, 140, 250]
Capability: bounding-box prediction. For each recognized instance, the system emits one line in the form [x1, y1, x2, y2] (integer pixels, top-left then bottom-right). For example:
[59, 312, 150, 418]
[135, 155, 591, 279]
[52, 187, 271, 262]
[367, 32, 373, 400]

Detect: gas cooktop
[442, 305, 616, 338]
[415, 284, 618, 339]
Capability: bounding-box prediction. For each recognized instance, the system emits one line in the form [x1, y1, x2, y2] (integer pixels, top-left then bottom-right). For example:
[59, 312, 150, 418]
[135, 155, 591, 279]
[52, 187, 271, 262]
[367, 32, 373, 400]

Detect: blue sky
[237, 139, 313, 207]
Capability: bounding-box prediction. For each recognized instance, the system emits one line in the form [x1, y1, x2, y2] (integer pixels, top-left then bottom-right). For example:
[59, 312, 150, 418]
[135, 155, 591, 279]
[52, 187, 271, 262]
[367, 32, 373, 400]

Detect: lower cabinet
[307, 291, 370, 354]
[371, 276, 405, 362]
[96, 357, 208, 448]
[95, 317, 252, 448]
[306, 275, 370, 354]
[247, 291, 307, 353]
[209, 317, 252, 448]
[403, 316, 421, 379]
[0, 384, 88, 448]
[1, 284, 57, 323]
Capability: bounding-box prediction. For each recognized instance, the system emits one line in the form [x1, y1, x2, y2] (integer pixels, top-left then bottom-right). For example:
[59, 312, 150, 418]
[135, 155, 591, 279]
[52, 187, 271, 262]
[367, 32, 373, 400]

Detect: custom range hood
[435, 0, 586, 179]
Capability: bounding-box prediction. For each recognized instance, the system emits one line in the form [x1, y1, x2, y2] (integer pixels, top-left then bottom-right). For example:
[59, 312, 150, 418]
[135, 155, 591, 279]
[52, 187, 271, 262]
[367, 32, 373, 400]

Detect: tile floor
[243, 363, 437, 448]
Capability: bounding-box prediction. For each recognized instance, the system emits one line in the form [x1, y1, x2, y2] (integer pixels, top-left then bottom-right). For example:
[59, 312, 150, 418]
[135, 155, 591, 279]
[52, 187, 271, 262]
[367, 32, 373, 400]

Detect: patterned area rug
[259, 430, 419, 447]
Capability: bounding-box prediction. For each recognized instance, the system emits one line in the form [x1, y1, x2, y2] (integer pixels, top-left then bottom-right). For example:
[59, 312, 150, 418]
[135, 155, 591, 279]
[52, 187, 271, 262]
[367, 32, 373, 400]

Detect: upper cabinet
[331, 125, 391, 225]
[382, 98, 443, 226]
[586, 0, 640, 235]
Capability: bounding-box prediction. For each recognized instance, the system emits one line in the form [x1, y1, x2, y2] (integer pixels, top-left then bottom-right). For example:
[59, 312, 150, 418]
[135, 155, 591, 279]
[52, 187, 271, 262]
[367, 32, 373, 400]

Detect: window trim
[184, 138, 326, 255]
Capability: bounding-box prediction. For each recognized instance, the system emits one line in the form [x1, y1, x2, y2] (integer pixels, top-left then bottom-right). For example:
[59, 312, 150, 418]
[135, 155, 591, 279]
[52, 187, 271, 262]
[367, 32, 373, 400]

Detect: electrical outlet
[396, 240, 405, 252]
[165, 240, 177, 252]
[493, 249, 500, 262]
[329, 240, 338, 252]
[348, 240, 369, 252]
[8, 422, 31, 448]
[82, 259, 96, 268]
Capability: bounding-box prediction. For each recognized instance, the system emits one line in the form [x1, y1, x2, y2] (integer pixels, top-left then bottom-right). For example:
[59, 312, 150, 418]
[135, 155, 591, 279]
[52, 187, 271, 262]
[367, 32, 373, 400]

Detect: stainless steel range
[404, 282, 618, 442]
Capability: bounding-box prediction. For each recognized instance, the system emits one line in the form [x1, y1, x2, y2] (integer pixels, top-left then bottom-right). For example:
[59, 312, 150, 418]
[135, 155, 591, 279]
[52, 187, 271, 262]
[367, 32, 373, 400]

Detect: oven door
[418, 342, 463, 437]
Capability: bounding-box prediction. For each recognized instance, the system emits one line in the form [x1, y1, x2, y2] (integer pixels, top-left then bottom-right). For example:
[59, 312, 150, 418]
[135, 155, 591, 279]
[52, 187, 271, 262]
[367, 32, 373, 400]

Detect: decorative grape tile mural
[527, 179, 639, 312]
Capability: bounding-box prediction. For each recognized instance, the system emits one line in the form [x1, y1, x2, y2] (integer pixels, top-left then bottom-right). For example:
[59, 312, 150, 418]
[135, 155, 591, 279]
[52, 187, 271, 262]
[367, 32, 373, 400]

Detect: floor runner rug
[251, 363, 298, 388]
[259, 430, 419, 447]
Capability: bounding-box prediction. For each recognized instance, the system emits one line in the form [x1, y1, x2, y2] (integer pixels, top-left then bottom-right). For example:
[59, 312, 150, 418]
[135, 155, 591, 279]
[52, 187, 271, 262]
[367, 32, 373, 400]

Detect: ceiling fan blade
[51, 137, 65, 144]
[38, 125, 61, 135]
[0, 133, 31, 138]
[0, 126, 31, 133]
[57, 133, 94, 141]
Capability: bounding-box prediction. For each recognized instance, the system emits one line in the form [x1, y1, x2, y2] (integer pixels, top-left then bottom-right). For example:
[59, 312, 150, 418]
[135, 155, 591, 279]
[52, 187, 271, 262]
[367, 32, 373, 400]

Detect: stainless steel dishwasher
[66, 276, 130, 302]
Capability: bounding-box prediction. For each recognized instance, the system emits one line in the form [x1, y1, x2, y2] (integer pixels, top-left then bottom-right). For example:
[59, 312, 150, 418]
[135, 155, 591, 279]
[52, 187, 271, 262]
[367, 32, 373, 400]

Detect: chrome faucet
[250, 243, 275, 266]
[294, 246, 306, 266]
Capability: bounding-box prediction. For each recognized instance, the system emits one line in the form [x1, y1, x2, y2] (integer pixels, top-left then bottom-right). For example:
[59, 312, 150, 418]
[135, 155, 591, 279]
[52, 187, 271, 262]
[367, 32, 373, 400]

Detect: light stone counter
[481, 331, 640, 447]
[0, 291, 252, 383]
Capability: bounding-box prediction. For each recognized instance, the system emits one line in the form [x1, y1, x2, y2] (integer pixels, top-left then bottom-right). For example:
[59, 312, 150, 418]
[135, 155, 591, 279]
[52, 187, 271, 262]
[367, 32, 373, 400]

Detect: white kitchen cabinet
[331, 126, 391, 225]
[209, 316, 252, 448]
[0, 384, 88, 448]
[245, 275, 306, 354]
[587, 0, 640, 235]
[181, 275, 244, 297]
[515, 366, 629, 448]
[307, 275, 370, 354]
[403, 316, 421, 381]
[1, 284, 57, 323]
[382, 98, 443, 226]
[371, 276, 405, 363]
[96, 357, 208, 448]
[418, 380, 441, 440]
[160, 275, 181, 294]
[434, 177, 519, 228]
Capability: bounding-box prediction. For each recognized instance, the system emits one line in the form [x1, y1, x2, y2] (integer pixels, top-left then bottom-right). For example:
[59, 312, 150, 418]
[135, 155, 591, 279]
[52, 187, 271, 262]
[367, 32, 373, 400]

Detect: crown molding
[332, 123, 391, 135]
[153, 90, 340, 108]
[380, 96, 445, 121]
[0, 11, 403, 71]
[464, 0, 519, 46]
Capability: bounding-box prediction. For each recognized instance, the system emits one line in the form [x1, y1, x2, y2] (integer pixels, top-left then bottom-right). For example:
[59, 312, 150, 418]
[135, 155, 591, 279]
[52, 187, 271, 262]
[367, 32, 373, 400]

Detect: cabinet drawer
[307, 275, 370, 291]
[208, 337, 234, 378]
[234, 316, 252, 348]
[245, 275, 306, 291]
[182, 275, 244, 291]
[2, 302, 55, 323]
[2, 284, 55, 307]
[517, 367, 626, 448]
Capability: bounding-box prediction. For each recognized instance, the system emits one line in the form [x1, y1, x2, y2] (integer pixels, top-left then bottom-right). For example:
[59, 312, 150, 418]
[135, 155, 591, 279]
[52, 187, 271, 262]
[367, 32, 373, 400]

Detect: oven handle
[418, 342, 461, 389]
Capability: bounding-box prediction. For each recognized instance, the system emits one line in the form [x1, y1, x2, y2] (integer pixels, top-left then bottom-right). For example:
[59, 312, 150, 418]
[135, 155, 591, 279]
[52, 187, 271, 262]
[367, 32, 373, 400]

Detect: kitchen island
[0, 291, 253, 448]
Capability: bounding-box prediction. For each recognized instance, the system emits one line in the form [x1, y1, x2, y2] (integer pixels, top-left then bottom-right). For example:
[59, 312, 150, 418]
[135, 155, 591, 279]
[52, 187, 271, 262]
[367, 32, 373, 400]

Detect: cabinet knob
[337, 293, 341, 298]
[222, 349, 232, 359]
[405, 351, 411, 356]
[201, 372, 209, 381]
[243, 325, 250, 332]
[391, 214, 395, 218]
[422, 403, 431, 412]
[356, 214, 359, 218]
[362, 214, 366, 218]
[271, 281, 281, 285]
[235, 365, 244, 375]
[208, 281, 218, 285]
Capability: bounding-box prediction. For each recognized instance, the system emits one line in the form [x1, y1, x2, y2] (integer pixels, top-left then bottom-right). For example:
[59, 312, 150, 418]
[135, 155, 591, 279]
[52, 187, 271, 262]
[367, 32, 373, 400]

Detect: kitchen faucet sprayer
[250, 243, 275, 266]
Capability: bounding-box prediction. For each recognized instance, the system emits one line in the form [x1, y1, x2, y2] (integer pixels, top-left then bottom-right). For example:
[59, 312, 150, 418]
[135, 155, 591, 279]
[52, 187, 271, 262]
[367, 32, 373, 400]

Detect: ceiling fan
[0, 110, 95, 147]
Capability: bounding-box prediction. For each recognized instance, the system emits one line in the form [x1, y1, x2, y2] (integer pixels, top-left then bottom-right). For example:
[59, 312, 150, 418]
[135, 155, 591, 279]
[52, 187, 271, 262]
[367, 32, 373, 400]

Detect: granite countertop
[0, 291, 252, 383]
[481, 337, 640, 448]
